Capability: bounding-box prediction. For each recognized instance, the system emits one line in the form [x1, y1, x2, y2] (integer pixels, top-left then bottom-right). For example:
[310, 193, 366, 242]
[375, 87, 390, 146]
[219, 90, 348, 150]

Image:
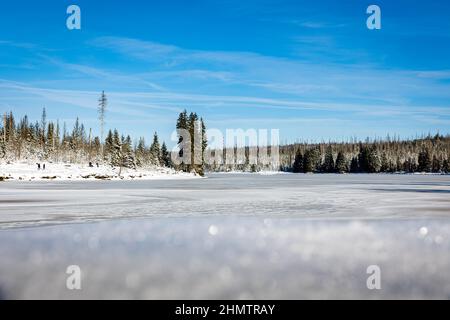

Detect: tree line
[0, 108, 169, 169]
[203, 134, 449, 174]
[2, 101, 449, 175]
[0, 108, 210, 175]
[284, 135, 450, 174]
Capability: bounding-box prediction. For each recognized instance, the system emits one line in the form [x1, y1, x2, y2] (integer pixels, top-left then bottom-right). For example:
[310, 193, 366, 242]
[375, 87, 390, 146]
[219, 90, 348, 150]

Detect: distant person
[89, 162, 93, 168]
[96, 163, 99, 168]
[43, 164, 46, 170]
[37, 163, 41, 170]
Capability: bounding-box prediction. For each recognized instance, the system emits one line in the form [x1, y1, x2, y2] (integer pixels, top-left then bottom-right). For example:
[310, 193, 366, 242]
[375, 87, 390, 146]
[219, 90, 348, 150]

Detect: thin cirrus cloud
[2, 35, 450, 141]
[88, 36, 450, 105]
[2, 78, 449, 122]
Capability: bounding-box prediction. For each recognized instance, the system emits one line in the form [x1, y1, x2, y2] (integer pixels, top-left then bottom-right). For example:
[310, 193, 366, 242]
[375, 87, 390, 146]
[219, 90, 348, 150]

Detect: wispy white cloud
[87, 36, 450, 105]
[2, 35, 450, 141]
[2, 79, 449, 120]
[415, 70, 450, 80]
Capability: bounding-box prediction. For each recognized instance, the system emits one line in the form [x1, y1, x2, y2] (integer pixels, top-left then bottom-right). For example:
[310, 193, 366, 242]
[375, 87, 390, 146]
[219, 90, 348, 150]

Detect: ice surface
[1, 173, 449, 228]
[0, 174, 449, 299]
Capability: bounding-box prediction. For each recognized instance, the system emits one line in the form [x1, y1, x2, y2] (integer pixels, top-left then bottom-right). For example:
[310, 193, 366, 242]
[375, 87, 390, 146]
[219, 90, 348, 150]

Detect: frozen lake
[0, 174, 449, 299]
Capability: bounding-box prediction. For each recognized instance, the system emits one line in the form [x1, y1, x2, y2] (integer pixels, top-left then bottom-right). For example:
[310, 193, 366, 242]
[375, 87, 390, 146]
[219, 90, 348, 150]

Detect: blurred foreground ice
[0, 174, 449, 299]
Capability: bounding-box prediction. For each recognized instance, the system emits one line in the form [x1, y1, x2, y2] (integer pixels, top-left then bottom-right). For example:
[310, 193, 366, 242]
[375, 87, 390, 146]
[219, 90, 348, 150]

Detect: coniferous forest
[1, 105, 449, 175]
[279, 136, 450, 174]
[0, 108, 168, 169]
[0, 106, 208, 175]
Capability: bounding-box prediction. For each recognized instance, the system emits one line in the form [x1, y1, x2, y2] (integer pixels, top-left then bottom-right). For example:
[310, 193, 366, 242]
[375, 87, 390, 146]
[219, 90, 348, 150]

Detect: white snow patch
[0, 161, 201, 181]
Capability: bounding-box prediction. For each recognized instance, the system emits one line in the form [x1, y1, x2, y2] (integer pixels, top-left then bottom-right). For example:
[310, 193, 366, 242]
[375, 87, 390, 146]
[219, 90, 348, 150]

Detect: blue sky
[1, 0, 450, 146]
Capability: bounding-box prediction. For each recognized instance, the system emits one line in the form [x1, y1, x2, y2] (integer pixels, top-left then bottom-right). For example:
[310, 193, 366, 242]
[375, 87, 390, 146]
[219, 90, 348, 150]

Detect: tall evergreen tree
[350, 157, 359, 173]
[135, 137, 146, 166]
[121, 135, 136, 170]
[46, 122, 55, 158]
[201, 118, 208, 167]
[188, 112, 199, 172]
[335, 151, 347, 173]
[367, 146, 381, 173]
[292, 150, 304, 173]
[104, 129, 114, 161]
[322, 146, 335, 173]
[149, 132, 161, 166]
[176, 110, 188, 170]
[160, 142, 172, 167]
[380, 152, 389, 172]
[358, 145, 370, 172]
[303, 147, 321, 173]
[111, 129, 121, 166]
[173, 110, 207, 174]
[418, 148, 432, 172]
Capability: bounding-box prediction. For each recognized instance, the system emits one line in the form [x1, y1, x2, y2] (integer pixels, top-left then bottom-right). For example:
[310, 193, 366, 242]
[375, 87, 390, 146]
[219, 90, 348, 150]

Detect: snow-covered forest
[205, 135, 450, 174]
[280, 135, 450, 174]
[1, 103, 449, 175]
[0, 105, 208, 176]
[0, 108, 170, 169]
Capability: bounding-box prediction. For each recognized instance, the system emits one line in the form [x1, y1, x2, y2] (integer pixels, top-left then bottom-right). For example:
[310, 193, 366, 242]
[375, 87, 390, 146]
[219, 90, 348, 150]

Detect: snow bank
[0, 162, 201, 181]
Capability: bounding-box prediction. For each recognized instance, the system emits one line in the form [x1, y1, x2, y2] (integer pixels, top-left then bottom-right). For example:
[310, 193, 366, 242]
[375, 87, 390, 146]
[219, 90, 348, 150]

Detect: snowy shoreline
[0, 162, 201, 181]
[1, 162, 448, 182]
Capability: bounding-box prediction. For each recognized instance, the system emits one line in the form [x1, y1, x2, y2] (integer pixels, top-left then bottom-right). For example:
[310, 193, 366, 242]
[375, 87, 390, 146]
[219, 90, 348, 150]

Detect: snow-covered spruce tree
[335, 151, 348, 173]
[110, 130, 122, 167]
[174, 110, 207, 175]
[135, 137, 147, 167]
[303, 147, 321, 173]
[322, 146, 335, 173]
[367, 146, 381, 173]
[292, 150, 304, 173]
[357, 145, 370, 172]
[149, 132, 161, 166]
[418, 148, 432, 172]
[104, 129, 114, 163]
[160, 142, 172, 168]
[380, 152, 389, 172]
[54, 120, 61, 160]
[350, 157, 359, 173]
[357, 145, 381, 173]
[188, 112, 199, 173]
[110, 134, 135, 176]
[403, 157, 414, 173]
[3, 112, 16, 161]
[176, 110, 188, 172]
[45, 122, 55, 160]
[201, 118, 208, 168]
[122, 135, 136, 169]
